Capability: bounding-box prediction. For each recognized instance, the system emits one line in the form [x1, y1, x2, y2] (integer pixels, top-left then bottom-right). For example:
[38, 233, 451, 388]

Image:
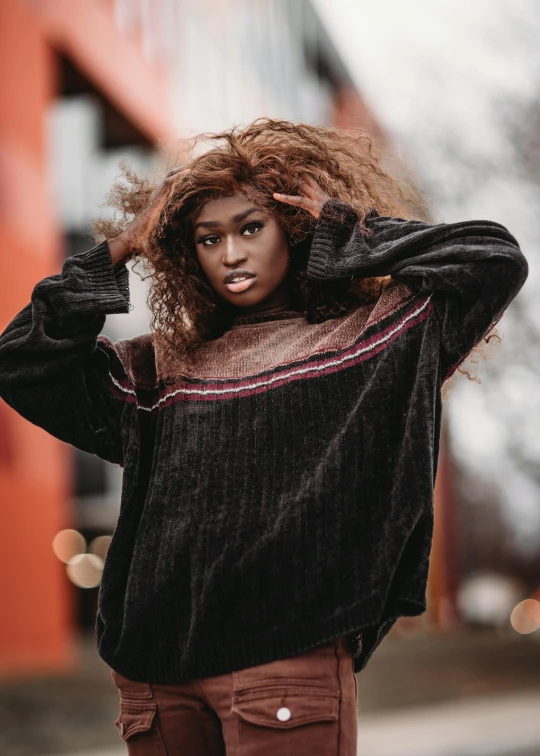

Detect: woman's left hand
[273, 176, 330, 220]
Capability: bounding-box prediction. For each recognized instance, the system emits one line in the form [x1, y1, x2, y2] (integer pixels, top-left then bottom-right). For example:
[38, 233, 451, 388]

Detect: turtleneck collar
[229, 308, 305, 329]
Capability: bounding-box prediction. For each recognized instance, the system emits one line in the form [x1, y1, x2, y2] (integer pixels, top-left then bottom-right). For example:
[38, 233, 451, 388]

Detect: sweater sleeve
[0, 241, 132, 466]
[307, 199, 529, 380]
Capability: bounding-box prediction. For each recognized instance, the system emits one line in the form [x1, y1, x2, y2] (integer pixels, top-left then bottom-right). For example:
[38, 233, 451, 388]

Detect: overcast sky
[312, 0, 540, 555]
[313, 0, 539, 187]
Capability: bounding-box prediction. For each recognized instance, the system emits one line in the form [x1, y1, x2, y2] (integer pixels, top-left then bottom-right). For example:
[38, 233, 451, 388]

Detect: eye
[197, 234, 220, 246]
[241, 221, 263, 236]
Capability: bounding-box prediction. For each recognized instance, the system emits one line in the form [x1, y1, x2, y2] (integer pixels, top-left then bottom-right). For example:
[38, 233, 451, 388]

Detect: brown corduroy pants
[111, 635, 358, 755]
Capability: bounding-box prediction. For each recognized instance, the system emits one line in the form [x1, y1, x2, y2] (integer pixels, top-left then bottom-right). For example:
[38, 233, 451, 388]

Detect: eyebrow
[193, 206, 264, 232]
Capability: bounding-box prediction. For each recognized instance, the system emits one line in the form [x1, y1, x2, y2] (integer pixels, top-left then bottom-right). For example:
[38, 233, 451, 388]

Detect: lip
[224, 275, 257, 294]
[223, 268, 257, 285]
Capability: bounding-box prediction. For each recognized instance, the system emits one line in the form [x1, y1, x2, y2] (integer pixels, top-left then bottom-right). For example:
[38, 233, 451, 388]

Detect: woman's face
[193, 192, 292, 311]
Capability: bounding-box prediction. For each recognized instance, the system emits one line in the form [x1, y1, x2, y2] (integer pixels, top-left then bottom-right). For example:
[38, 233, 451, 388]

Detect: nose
[222, 234, 246, 266]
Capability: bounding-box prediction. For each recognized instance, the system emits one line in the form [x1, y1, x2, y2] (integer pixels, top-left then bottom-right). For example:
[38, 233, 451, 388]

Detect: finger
[164, 167, 191, 184]
[273, 193, 305, 207]
[301, 176, 326, 199]
[298, 182, 317, 200]
[274, 193, 321, 218]
[304, 175, 323, 190]
[166, 165, 189, 176]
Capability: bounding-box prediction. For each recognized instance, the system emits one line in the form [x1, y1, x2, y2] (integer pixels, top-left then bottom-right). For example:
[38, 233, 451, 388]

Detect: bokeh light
[66, 553, 104, 589]
[88, 534, 112, 562]
[510, 599, 540, 634]
[52, 529, 86, 564]
[52, 529, 111, 588]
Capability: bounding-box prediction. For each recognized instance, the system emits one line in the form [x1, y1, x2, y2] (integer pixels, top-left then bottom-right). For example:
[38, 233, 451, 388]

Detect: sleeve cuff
[307, 199, 365, 280]
[66, 240, 131, 314]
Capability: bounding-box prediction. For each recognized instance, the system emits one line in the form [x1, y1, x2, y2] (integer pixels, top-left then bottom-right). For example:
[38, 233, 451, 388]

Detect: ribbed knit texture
[0, 201, 528, 683]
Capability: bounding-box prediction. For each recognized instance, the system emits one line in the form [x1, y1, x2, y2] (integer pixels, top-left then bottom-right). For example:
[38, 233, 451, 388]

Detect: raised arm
[0, 165, 190, 464]
[0, 241, 133, 465]
[305, 198, 528, 381]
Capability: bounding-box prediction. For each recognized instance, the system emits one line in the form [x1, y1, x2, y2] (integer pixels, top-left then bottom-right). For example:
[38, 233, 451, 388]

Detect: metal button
[276, 706, 291, 721]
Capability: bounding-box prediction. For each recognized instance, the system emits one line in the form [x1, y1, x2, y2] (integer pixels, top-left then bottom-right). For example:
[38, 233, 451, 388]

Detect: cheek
[196, 250, 218, 279]
[265, 229, 290, 270]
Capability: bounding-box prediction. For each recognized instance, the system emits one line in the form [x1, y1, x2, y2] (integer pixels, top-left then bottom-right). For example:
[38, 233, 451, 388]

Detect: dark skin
[193, 193, 292, 315]
[108, 168, 330, 316]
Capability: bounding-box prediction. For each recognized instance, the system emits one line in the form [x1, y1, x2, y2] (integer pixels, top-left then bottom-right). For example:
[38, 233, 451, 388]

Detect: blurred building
[0, 0, 451, 677]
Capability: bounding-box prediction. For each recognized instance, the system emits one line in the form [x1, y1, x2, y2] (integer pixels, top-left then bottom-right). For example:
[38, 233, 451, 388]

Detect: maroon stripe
[157, 296, 433, 396]
[108, 296, 433, 408]
[157, 303, 433, 407]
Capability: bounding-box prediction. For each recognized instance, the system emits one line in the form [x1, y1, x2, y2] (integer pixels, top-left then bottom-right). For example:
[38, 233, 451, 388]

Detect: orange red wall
[0, 0, 172, 677]
[0, 0, 70, 677]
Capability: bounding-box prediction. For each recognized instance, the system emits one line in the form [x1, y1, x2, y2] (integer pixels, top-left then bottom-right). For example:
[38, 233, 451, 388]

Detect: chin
[222, 289, 270, 308]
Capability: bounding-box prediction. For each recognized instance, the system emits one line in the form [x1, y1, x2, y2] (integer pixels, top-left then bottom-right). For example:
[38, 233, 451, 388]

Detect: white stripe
[111, 296, 432, 411]
[109, 373, 138, 398]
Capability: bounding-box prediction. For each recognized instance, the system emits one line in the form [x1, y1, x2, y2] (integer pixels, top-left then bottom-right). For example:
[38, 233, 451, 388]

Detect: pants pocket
[111, 669, 166, 755]
[232, 682, 340, 756]
[113, 700, 167, 755]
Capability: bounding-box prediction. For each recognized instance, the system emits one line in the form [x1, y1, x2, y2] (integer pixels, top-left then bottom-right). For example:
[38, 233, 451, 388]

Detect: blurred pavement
[356, 689, 540, 755]
[47, 690, 540, 756]
[1, 626, 539, 755]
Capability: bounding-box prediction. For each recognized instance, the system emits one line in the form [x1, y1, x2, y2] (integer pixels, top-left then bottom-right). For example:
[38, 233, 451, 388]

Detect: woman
[0, 118, 528, 755]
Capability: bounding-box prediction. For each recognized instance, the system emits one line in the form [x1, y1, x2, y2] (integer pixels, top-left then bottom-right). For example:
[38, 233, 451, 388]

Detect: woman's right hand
[107, 165, 190, 269]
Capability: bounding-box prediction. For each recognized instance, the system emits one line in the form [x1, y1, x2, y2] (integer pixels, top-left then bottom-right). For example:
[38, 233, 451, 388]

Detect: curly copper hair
[91, 117, 498, 388]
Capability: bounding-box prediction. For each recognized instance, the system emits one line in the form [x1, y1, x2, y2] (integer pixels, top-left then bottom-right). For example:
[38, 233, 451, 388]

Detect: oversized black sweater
[0, 199, 528, 683]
